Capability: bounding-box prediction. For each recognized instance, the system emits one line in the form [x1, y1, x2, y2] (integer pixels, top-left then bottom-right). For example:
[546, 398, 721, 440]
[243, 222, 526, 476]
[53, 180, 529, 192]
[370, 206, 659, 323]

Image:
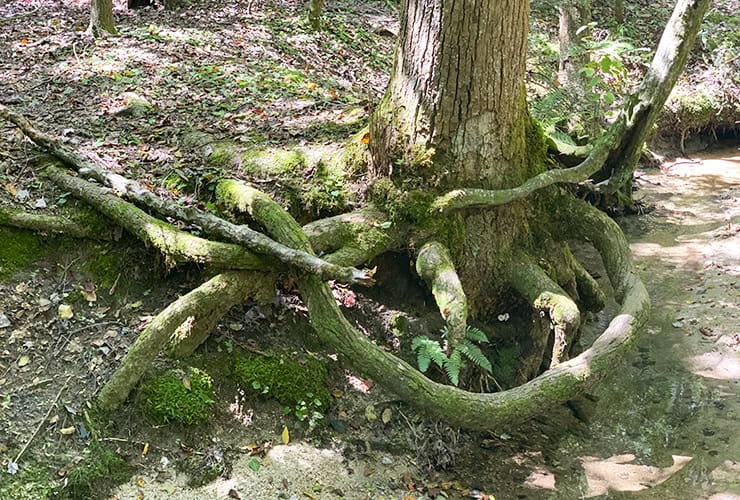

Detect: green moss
[0, 227, 44, 280]
[233, 354, 331, 408]
[0, 461, 55, 500]
[525, 116, 549, 176]
[140, 367, 215, 425]
[56, 441, 131, 500]
[341, 127, 371, 176]
[82, 247, 123, 290]
[661, 84, 739, 134]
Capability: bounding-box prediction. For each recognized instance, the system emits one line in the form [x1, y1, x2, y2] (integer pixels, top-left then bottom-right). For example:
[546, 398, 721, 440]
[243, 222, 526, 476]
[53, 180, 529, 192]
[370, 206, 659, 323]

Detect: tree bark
[88, 0, 116, 37]
[370, 0, 540, 316]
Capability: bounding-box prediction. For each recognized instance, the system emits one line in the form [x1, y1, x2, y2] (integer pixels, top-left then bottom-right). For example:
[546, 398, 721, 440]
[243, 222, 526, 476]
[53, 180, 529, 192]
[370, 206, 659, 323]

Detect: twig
[13, 376, 71, 465]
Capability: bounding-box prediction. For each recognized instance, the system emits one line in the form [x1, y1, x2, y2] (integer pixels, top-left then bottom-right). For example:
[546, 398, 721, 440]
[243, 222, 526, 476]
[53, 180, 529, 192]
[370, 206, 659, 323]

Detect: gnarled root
[0, 105, 373, 285]
[45, 166, 271, 270]
[0, 206, 118, 240]
[219, 182, 649, 431]
[167, 271, 275, 359]
[564, 245, 606, 314]
[97, 271, 271, 412]
[415, 241, 468, 348]
[511, 255, 581, 370]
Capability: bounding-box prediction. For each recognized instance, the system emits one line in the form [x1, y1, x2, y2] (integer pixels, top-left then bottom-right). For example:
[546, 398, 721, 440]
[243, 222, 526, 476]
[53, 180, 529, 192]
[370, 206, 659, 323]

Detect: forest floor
[0, 0, 739, 499]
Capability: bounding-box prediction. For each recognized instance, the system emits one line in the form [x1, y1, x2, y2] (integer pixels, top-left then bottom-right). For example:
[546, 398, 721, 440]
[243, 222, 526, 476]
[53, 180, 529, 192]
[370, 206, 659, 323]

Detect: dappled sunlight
[512, 452, 557, 491]
[580, 453, 692, 497]
[687, 350, 740, 380]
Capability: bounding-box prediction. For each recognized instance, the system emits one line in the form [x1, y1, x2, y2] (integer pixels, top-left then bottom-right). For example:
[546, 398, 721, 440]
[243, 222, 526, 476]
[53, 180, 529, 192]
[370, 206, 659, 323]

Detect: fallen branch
[220, 182, 649, 431]
[45, 166, 271, 270]
[0, 104, 374, 286]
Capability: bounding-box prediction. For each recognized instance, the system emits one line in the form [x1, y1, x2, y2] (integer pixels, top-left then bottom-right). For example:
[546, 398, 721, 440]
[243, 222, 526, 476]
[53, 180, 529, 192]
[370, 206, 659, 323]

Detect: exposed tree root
[44, 166, 271, 270]
[564, 245, 606, 314]
[0, 104, 374, 286]
[97, 271, 270, 412]
[167, 271, 275, 359]
[415, 241, 468, 347]
[0, 206, 118, 240]
[511, 255, 581, 369]
[219, 181, 649, 431]
[431, 0, 711, 213]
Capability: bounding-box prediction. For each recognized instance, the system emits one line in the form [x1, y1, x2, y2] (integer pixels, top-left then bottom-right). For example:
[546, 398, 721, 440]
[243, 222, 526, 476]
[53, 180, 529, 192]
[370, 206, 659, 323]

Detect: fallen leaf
[247, 457, 260, 472]
[60, 426, 75, 435]
[18, 355, 30, 367]
[142, 442, 150, 457]
[281, 426, 290, 445]
[136, 477, 146, 487]
[58, 304, 73, 320]
[360, 132, 370, 144]
[365, 404, 377, 422]
[381, 407, 392, 424]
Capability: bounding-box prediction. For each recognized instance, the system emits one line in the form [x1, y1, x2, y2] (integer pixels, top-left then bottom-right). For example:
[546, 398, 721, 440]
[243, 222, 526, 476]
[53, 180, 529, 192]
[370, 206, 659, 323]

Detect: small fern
[411, 326, 493, 386]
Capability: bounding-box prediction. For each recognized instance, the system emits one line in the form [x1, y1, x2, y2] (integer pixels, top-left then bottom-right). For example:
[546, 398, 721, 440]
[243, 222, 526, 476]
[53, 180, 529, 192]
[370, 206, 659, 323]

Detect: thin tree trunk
[596, 0, 711, 195]
[558, 0, 591, 85]
[88, 0, 116, 37]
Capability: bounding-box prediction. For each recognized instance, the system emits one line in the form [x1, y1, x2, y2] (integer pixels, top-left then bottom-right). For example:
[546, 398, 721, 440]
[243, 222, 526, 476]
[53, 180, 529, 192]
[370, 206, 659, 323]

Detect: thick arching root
[415, 241, 469, 347]
[219, 181, 649, 431]
[97, 271, 271, 412]
[511, 255, 581, 369]
[564, 245, 606, 314]
[167, 271, 275, 359]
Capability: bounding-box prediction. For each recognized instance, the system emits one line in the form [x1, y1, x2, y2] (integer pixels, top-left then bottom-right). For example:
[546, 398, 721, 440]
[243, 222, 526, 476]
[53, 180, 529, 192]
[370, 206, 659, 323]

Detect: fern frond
[416, 351, 432, 373]
[412, 336, 448, 373]
[444, 350, 463, 386]
[458, 340, 493, 373]
[411, 335, 430, 351]
[464, 326, 489, 344]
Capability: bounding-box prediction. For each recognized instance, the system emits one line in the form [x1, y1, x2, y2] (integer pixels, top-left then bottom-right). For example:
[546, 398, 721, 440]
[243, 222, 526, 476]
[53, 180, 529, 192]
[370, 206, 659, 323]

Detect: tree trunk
[369, 0, 541, 317]
[594, 0, 711, 196]
[88, 0, 116, 37]
[558, 0, 591, 85]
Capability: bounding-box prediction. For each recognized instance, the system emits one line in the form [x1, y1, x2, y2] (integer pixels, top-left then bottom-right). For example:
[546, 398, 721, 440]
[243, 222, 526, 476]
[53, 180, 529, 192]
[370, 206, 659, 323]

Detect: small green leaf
[248, 458, 260, 472]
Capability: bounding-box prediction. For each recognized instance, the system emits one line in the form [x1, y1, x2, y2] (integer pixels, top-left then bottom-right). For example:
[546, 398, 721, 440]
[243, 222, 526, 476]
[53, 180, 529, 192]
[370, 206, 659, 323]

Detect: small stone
[115, 92, 154, 117]
[0, 314, 10, 329]
[381, 456, 393, 465]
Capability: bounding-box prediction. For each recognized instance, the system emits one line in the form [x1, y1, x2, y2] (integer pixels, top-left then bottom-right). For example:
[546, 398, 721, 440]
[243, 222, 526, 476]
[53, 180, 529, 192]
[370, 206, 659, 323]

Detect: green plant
[284, 393, 325, 430]
[56, 441, 131, 499]
[411, 326, 493, 386]
[140, 367, 215, 425]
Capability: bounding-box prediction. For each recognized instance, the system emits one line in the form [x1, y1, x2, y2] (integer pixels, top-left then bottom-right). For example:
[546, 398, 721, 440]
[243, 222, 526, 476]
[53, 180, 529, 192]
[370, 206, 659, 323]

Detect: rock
[115, 92, 154, 117]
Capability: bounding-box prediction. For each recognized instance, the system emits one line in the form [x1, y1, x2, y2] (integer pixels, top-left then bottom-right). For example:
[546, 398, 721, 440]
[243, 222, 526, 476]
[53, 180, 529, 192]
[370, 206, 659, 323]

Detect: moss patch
[0, 227, 44, 280]
[0, 461, 55, 500]
[233, 354, 331, 408]
[140, 367, 215, 425]
[82, 246, 124, 291]
[55, 441, 131, 500]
